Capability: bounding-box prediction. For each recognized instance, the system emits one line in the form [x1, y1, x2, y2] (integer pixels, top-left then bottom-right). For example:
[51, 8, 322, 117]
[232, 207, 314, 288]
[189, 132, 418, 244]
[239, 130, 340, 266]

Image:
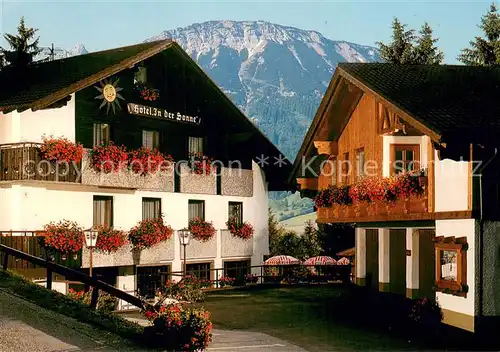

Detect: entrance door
[136, 265, 170, 299]
[389, 229, 406, 295]
[419, 229, 436, 298]
[365, 229, 379, 290]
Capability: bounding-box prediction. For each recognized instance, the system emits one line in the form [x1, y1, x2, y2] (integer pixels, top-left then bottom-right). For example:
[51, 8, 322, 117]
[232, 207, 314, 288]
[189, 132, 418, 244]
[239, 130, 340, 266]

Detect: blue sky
[0, 1, 494, 64]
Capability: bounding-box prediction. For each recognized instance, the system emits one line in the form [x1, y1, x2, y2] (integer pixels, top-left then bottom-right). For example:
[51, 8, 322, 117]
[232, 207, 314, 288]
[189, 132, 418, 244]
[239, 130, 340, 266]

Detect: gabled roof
[290, 63, 500, 182]
[0, 39, 292, 190]
[0, 40, 173, 112]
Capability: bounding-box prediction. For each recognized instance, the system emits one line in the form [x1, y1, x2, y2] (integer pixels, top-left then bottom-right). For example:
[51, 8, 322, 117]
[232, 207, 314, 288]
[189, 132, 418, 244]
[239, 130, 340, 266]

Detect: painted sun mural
[94, 78, 125, 114]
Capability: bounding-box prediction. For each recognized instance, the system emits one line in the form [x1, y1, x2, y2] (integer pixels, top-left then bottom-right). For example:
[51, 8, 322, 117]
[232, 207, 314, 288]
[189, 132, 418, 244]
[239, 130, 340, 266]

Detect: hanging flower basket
[136, 84, 160, 102]
[225, 218, 254, 240]
[41, 220, 84, 253]
[40, 135, 84, 164]
[129, 147, 174, 176]
[94, 225, 128, 254]
[88, 142, 129, 173]
[188, 217, 216, 242]
[128, 216, 173, 250]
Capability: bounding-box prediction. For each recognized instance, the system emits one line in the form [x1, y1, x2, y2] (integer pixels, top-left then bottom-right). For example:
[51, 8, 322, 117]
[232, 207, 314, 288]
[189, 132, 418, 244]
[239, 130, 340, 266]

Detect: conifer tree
[458, 2, 500, 66]
[0, 16, 42, 67]
[413, 22, 444, 64]
[377, 18, 416, 64]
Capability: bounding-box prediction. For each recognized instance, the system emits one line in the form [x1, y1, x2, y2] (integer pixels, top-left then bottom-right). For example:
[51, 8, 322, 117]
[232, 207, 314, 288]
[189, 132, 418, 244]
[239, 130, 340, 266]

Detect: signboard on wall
[127, 103, 202, 126]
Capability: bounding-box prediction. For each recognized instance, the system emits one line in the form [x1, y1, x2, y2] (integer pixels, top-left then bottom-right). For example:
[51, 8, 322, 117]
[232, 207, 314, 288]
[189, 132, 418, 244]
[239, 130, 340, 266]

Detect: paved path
[126, 316, 309, 352]
[0, 289, 142, 352]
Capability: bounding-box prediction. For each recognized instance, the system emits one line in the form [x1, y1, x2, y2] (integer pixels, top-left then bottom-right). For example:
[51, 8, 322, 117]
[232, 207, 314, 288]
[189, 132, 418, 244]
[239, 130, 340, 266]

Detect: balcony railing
[221, 229, 253, 258]
[317, 176, 429, 223]
[0, 143, 81, 183]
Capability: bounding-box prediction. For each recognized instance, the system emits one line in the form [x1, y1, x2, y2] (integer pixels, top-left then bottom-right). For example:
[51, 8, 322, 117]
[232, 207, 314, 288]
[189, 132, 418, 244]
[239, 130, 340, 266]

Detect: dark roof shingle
[339, 63, 500, 143]
[0, 40, 170, 111]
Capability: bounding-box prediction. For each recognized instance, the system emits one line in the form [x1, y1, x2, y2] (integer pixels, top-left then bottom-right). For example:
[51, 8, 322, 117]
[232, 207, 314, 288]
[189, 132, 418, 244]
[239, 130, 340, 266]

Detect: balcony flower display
[226, 217, 254, 240]
[219, 275, 235, 288]
[394, 170, 426, 199]
[41, 220, 84, 253]
[136, 83, 160, 102]
[142, 304, 212, 351]
[88, 142, 129, 173]
[40, 135, 84, 164]
[129, 147, 174, 176]
[188, 217, 216, 242]
[188, 152, 214, 175]
[94, 225, 128, 254]
[128, 216, 173, 250]
[349, 177, 372, 203]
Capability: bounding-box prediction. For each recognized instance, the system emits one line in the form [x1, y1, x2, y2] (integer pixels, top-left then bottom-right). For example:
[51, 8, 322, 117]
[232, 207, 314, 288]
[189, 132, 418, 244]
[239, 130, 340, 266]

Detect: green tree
[1, 16, 42, 67]
[377, 18, 416, 64]
[268, 208, 285, 255]
[413, 22, 444, 64]
[458, 2, 500, 66]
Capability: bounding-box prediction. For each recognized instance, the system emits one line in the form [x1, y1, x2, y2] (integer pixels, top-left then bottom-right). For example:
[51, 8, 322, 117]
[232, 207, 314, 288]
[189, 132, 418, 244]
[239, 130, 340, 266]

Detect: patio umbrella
[263, 255, 301, 265]
[304, 256, 337, 266]
[337, 257, 350, 265]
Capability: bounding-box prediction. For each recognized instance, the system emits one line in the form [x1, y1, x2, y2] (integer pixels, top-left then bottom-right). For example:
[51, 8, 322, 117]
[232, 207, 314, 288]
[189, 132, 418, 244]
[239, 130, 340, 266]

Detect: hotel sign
[127, 103, 202, 126]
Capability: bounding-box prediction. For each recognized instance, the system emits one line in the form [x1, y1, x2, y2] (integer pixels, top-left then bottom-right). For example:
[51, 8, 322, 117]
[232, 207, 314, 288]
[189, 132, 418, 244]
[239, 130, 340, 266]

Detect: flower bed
[94, 225, 128, 254]
[128, 216, 173, 250]
[40, 135, 84, 164]
[226, 218, 254, 240]
[40, 220, 84, 253]
[188, 217, 216, 242]
[245, 273, 259, 284]
[142, 304, 212, 351]
[219, 275, 235, 288]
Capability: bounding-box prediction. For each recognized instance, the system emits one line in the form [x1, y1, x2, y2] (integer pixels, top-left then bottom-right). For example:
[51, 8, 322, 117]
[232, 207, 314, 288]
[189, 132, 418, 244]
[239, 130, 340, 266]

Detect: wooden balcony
[317, 176, 430, 223]
[0, 143, 81, 183]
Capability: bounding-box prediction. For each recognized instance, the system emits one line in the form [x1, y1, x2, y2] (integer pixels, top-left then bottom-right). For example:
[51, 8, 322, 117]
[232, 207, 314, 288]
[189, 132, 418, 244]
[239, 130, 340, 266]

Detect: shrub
[67, 288, 117, 313]
[226, 218, 254, 240]
[88, 142, 129, 173]
[94, 225, 128, 253]
[157, 276, 206, 304]
[142, 304, 212, 351]
[409, 297, 443, 329]
[129, 147, 174, 175]
[188, 217, 216, 242]
[128, 216, 173, 250]
[41, 220, 84, 253]
[40, 135, 84, 164]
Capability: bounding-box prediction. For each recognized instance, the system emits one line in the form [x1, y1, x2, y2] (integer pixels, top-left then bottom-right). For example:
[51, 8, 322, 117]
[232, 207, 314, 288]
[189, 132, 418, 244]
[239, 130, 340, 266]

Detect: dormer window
[134, 66, 147, 84]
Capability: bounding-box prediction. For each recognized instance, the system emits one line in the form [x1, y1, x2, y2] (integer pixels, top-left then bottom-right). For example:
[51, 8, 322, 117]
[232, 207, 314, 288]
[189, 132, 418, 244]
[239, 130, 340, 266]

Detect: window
[93, 196, 113, 227]
[228, 202, 243, 226]
[134, 66, 147, 84]
[188, 200, 205, 221]
[391, 144, 420, 174]
[93, 123, 110, 147]
[142, 198, 161, 220]
[142, 130, 160, 150]
[434, 236, 467, 297]
[188, 136, 204, 155]
[342, 152, 350, 184]
[136, 265, 170, 299]
[356, 149, 365, 179]
[186, 263, 211, 282]
[224, 260, 251, 283]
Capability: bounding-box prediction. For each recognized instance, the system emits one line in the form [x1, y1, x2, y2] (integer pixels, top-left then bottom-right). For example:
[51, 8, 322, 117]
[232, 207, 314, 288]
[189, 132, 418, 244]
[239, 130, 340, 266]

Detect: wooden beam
[296, 177, 318, 191]
[313, 141, 338, 156]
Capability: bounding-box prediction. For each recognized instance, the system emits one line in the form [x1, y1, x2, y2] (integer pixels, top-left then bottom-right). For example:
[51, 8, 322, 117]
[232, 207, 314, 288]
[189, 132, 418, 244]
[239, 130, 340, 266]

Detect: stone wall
[221, 229, 254, 258]
[221, 167, 253, 197]
[179, 164, 216, 195]
[181, 236, 217, 260]
[81, 151, 174, 191]
[81, 239, 175, 268]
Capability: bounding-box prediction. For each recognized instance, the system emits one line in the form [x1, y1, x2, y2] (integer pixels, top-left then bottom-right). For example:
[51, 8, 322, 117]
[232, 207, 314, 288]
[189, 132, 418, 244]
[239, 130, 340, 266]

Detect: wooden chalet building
[0, 40, 290, 307]
[292, 63, 500, 334]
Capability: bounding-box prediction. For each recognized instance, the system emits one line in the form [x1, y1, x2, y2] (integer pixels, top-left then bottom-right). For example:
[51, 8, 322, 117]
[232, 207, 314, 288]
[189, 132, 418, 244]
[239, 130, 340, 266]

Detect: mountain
[145, 20, 379, 161]
[145, 20, 380, 220]
[35, 44, 88, 62]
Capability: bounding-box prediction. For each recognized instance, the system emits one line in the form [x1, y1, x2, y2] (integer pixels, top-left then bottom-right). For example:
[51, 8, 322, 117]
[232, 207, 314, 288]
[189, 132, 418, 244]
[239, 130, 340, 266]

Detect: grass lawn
[201, 284, 418, 352]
